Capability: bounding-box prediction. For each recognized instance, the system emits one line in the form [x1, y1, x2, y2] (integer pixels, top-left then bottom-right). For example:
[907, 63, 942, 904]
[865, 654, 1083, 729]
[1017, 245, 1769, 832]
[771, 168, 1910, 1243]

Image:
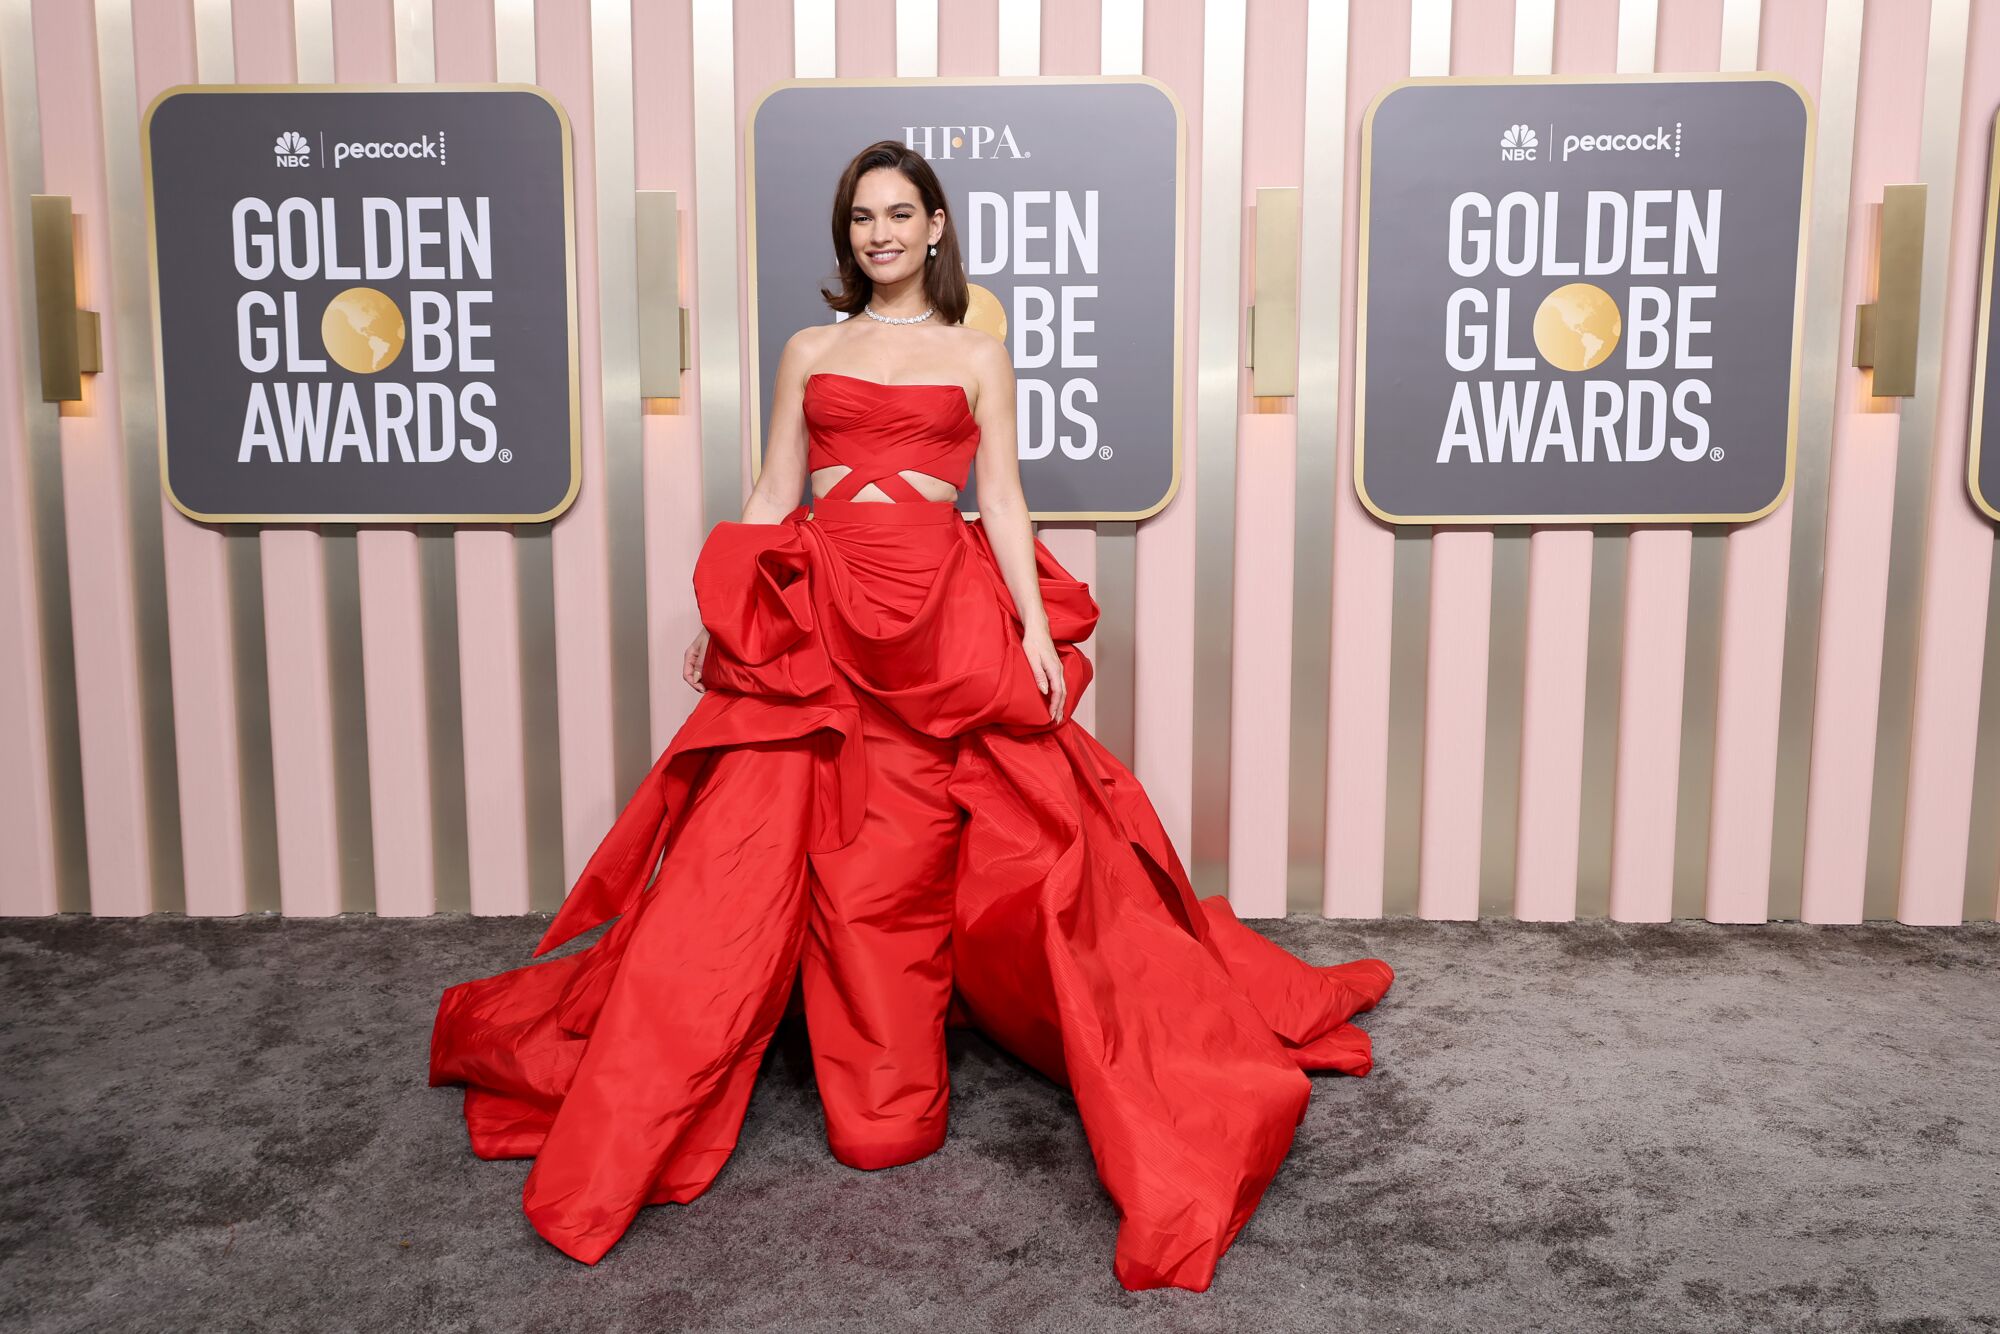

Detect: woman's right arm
[687, 331, 818, 690]
[735, 330, 814, 525]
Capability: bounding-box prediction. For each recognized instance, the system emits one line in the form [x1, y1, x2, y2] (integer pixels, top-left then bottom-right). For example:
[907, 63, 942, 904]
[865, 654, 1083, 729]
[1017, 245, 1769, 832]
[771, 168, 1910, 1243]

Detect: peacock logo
[274, 131, 312, 167]
[1500, 124, 1538, 162]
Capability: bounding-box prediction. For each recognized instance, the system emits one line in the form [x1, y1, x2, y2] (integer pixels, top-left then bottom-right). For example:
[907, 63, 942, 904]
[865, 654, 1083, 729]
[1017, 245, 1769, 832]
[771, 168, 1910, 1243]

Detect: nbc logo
[1500, 124, 1538, 162]
[274, 131, 311, 167]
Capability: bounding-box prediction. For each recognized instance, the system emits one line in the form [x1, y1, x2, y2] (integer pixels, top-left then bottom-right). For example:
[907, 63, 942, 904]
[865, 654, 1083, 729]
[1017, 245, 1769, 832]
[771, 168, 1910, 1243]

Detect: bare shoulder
[959, 326, 1013, 399]
[784, 324, 838, 373]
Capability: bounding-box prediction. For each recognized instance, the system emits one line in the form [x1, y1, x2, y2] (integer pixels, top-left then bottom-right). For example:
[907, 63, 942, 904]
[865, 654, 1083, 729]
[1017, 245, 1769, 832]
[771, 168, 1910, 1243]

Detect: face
[848, 167, 941, 283]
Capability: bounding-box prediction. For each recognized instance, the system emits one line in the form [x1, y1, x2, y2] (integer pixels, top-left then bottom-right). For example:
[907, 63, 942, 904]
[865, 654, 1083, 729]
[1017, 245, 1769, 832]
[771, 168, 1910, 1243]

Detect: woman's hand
[1021, 625, 1065, 724]
[683, 628, 711, 693]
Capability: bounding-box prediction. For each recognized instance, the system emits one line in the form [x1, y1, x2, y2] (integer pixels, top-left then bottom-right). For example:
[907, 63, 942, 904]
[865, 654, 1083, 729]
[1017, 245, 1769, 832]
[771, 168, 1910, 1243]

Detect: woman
[429, 140, 1395, 1294]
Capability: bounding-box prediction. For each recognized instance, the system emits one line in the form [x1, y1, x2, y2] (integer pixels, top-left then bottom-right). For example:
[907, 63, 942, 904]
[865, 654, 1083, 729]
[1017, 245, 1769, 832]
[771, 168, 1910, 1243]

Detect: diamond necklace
[861, 305, 935, 325]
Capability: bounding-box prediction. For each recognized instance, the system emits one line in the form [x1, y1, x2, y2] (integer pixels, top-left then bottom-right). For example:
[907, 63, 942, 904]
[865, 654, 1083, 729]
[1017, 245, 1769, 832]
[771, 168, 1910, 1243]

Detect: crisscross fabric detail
[821, 464, 934, 503]
[804, 372, 981, 505]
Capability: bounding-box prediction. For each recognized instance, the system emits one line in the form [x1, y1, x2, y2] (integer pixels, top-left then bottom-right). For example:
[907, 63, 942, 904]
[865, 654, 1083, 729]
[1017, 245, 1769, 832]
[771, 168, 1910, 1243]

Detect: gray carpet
[1, 913, 1995, 1333]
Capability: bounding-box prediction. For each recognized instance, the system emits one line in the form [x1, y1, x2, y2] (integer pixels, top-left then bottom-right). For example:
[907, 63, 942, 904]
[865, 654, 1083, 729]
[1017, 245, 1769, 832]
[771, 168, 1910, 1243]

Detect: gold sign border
[1966, 107, 2000, 523]
[140, 83, 583, 527]
[741, 74, 1188, 523]
[1353, 71, 1819, 528]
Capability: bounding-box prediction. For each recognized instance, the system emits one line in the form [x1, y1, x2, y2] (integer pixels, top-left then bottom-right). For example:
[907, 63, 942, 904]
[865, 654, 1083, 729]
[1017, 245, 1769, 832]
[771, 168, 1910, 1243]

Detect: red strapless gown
[429, 371, 1395, 1292]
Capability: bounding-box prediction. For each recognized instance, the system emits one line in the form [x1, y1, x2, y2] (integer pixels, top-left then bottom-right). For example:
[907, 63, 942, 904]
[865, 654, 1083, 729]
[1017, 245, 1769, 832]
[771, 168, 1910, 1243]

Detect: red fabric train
[429, 372, 1395, 1292]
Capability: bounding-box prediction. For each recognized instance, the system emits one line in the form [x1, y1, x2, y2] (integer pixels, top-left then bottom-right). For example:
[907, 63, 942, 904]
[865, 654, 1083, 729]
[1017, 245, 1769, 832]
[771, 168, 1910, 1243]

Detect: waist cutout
[811, 496, 962, 527]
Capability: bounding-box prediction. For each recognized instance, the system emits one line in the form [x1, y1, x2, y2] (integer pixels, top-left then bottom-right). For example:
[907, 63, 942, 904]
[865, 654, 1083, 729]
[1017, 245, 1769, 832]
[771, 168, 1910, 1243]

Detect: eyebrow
[851, 202, 919, 212]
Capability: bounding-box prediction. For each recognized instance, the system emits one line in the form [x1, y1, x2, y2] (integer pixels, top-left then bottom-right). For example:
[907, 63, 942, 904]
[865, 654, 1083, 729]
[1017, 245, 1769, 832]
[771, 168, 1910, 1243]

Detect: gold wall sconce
[1248, 186, 1299, 398]
[1853, 183, 1926, 398]
[31, 194, 102, 402]
[636, 189, 689, 398]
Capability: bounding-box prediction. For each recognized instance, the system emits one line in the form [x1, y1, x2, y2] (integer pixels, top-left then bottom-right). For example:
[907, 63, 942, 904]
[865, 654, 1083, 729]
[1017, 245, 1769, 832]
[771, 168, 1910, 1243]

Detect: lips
[866, 250, 901, 262]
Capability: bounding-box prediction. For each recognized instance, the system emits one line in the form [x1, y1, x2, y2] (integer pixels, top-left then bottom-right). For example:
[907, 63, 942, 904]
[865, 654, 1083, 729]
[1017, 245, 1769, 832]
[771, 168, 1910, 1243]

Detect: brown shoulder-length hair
[818, 141, 968, 325]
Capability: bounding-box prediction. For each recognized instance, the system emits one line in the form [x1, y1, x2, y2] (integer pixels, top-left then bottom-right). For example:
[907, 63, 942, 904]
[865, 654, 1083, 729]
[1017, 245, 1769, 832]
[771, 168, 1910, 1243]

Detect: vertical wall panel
[1900, 4, 2000, 925]
[590, 0, 651, 807]
[331, 0, 438, 918]
[0, 0, 67, 917]
[896, 0, 936, 75]
[1798, 0, 1931, 924]
[301, 4, 380, 917]
[638, 0, 707, 765]
[1472, 0, 1555, 927]
[938, 0, 997, 75]
[434, 0, 534, 917]
[535, 0, 620, 885]
[1187, 0, 1247, 900]
[1033, 0, 1102, 741]
[132, 0, 247, 918]
[33, 0, 158, 916]
[202, 0, 286, 920]
[1134, 0, 1199, 867]
[1604, 0, 1717, 925]
[836, 0, 895, 75]
[1381, 0, 1446, 916]
[1413, 0, 1507, 923]
[1322, 0, 1409, 920]
[1706, 0, 1835, 923]
[1973, 543, 2000, 916]
[1767, 0, 1864, 922]
[1285, 0, 1345, 915]
[96, 0, 188, 916]
[493, 0, 569, 913]
[737, 0, 789, 517]
[406, 0, 472, 919]
[691, 0, 745, 530]
[1512, 0, 1611, 924]
[231, 0, 347, 918]
[1865, 0, 1970, 922]
[1225, 0, 1307, 918]
[1667, 1, 1734, 922]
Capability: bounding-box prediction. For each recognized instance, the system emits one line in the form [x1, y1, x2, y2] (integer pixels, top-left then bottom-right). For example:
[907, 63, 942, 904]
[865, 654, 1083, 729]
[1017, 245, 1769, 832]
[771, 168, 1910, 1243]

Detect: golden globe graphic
[1532, 282, 1621, 373]
[320, 287, 407, 374]
[963, 283, 1008, 343]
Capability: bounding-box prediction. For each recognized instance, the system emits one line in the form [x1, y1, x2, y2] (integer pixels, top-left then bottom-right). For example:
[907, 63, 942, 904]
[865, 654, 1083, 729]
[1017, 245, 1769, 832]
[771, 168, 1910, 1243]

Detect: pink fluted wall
[3, 0, 1996, 931]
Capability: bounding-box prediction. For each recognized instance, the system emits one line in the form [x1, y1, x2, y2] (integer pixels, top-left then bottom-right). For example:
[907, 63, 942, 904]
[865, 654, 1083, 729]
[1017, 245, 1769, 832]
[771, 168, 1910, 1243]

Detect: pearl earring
[929, 244, 937, 257]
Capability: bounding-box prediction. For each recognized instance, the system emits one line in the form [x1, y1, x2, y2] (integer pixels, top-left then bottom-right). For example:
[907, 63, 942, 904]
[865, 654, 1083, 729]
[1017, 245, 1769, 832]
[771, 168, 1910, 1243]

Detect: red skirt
[428, 497, 1395, 1292]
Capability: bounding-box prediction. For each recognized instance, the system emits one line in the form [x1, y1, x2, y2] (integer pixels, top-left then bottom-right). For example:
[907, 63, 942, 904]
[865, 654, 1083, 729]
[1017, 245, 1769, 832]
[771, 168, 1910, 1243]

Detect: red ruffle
[430, 505, 1393, 1293]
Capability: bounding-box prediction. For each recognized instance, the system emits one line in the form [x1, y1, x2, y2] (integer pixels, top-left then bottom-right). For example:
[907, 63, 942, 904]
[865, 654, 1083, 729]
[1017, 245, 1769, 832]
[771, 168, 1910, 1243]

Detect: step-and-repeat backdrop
[4, 0, 1998, 931]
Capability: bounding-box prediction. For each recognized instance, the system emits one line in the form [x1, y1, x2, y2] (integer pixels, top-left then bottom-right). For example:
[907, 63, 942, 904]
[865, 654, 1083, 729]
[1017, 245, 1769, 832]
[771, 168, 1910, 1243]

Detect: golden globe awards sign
[748, 77, 1184, 520]
[1356, 75, 1813, 524]
[143, 86, 580, 523]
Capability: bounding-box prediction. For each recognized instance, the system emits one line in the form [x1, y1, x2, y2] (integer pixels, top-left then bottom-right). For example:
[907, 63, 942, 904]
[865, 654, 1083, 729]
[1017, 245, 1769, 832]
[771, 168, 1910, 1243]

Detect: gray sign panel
[748, 77, 1184, 520]
[1357, 75, 1813, 524]
[1971, 110, 2000, 524]
[143, 86, 580, 523]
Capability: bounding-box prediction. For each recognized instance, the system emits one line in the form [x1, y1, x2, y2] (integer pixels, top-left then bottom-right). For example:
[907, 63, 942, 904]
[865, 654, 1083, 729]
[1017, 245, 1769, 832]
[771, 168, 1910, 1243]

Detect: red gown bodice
[804, 371, 981, 502]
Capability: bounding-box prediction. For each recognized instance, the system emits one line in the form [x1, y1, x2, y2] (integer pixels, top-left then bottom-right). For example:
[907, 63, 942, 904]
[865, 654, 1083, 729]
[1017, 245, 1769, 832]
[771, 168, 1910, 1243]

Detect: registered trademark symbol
[1098, 444, 1113, 460]
[498, 448, 513, 463]
[1709, 447, 1724, 461]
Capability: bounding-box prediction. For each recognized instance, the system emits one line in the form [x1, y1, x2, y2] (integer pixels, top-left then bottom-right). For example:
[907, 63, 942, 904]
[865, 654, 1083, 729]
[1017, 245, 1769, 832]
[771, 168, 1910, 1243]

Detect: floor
[1, 912, 1995, 1333]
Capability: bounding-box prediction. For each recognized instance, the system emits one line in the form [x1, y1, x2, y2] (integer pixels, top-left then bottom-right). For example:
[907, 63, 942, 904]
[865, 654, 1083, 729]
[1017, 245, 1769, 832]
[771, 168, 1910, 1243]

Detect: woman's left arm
[967, 341, 1065, 725]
